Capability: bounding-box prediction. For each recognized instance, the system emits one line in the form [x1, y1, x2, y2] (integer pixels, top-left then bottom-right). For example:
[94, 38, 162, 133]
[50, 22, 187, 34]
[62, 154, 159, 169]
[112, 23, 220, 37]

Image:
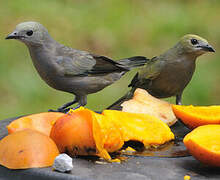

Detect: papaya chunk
[102, 110, 174, 147]
[184, 125, 220, 167]
[172, 105, 220, 129]
[7, 112, 64, 136]
[50, 108, 97, 156]
[0, 129, 59, 169]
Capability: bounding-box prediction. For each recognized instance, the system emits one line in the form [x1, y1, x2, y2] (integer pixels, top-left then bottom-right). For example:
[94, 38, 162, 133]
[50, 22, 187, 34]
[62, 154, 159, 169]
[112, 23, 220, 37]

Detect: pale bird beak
[5, 31, 23, 40]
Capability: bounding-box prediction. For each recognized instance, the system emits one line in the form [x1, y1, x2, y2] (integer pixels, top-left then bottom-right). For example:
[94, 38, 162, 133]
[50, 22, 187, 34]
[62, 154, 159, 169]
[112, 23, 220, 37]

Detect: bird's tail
[107, 88, 135, 110]
[117, 56, 149, 70]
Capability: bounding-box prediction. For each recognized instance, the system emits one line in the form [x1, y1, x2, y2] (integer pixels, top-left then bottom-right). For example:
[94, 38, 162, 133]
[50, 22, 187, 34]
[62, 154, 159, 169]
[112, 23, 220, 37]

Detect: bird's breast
[148, 60, 196, 98]
[28, 46, 63, 88]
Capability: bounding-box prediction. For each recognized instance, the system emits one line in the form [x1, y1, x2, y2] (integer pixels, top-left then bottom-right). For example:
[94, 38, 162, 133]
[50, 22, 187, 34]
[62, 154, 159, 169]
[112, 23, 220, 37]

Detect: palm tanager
[108, 34, 215, 110]
[6, 21, 148, 112]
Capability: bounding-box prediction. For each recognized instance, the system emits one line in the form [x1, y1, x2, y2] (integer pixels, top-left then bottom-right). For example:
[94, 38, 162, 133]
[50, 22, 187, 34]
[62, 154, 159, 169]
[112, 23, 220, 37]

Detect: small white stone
[53, 153, 73, 172]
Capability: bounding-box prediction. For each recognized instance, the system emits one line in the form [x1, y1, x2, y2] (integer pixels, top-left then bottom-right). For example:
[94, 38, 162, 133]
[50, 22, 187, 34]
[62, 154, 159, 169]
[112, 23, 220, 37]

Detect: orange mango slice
[184, 125, 220, 167]
[172, 105, 220, 129]
[0, 129, 59, 169]
[7, 112, 64, 136]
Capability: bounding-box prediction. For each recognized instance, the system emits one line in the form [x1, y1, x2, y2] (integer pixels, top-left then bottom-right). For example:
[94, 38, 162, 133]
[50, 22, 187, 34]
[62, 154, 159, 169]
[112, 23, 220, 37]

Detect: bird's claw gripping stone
[52, 153, 73, 172]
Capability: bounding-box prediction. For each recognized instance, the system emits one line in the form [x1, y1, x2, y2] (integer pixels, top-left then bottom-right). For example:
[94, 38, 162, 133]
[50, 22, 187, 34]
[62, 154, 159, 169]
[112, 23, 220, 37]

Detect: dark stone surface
[0, 117, 220, 180]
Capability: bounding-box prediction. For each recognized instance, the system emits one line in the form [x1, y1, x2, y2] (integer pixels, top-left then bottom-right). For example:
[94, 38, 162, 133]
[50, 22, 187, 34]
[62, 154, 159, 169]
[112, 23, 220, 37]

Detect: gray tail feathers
[107, 88, 135, 110]
[117, 56, 148, 70]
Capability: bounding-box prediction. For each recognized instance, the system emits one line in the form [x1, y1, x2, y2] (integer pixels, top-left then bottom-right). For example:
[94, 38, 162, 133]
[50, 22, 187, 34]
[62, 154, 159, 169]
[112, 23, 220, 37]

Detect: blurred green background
[0, 0, 220, 119]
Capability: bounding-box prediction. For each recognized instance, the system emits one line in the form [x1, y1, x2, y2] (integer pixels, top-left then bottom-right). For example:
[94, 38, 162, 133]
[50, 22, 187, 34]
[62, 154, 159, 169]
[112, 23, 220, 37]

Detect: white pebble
[53, 153, 73, 172]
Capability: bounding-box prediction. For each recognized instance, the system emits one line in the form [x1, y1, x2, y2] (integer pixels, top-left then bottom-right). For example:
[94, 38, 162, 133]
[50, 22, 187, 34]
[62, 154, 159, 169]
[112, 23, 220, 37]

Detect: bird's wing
[55, 49, 126, 76]
[129, 56, 163, 87]
[138, 56, 163, 80]
[87, 55, 128, 74]
[55, 54, 95, 76]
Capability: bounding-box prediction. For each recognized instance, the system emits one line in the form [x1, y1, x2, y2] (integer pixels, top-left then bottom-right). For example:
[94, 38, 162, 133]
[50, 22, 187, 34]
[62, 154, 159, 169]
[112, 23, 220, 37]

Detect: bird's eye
[191, 38, 198, 45]
[26, 30, 33, 36]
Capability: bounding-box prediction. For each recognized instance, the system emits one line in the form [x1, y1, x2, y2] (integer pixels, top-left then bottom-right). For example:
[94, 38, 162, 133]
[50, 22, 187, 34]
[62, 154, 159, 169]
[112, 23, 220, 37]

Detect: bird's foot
[70, 104, 83, 111]
[48, 108, 70, 113]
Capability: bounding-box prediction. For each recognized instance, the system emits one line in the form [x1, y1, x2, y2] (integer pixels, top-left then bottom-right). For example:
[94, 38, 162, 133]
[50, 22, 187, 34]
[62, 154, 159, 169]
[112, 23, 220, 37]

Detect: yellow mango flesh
[70, 107, 174, 160]
[102, 110, 174, 147]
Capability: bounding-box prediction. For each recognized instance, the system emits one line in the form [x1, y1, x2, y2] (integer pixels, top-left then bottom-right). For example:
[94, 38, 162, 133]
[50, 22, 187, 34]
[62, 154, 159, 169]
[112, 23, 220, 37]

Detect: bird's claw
[48, 109, 57, 112]
[48, 108, 70, 113]
[71, 105, 82, 110]
[48, 104, 83, 113]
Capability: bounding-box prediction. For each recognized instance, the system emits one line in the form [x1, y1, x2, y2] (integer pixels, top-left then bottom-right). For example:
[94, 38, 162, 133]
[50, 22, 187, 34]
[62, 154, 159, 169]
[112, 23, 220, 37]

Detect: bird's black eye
[191, 38, 198, 45]
[26, 30, 33, 36]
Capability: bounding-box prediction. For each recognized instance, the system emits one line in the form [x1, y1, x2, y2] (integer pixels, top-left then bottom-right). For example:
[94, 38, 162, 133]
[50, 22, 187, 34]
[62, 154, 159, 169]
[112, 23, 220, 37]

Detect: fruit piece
[50, 109, 97, 156]
[172, 105, 220, 129]
[0, 129, 59, 169]
[184, 125, 220, 167]
[92, 112, 124, 160]
[50, 107, 174, 161]
[7, 112, 64, 136]
[122, 88, 177, 126]
[102, 110, 174, 147]
[93, 110, 174, 160]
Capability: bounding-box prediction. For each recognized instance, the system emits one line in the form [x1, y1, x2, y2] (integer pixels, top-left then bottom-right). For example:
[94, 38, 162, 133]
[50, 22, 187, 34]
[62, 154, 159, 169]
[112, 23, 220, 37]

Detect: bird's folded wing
[87, 55, 127, 74]
[138, 57, 163, 80]
[55, 54, 126, 76]
[129, 57, 163, 87]
[55, 55, 96, 76]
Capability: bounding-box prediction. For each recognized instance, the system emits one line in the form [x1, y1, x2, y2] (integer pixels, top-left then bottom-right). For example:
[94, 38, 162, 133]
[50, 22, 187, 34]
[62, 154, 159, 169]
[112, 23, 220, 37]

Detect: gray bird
[6, 21, 147, 112]
[108, 34, 215, 110]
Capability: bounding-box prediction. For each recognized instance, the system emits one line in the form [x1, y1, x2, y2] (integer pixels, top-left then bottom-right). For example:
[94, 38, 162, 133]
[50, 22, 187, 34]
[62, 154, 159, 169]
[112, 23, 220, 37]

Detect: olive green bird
[108, 34, 215, 109]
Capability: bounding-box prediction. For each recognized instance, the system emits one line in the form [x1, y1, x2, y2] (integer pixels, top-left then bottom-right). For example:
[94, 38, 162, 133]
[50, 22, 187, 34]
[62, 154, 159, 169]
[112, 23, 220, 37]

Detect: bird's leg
[72, 95, 87, 110]
[48, 97, 78, 113]
[57, 98, 78, 111]
[175, 93, 191, 129]
[176, 93, 182, 105]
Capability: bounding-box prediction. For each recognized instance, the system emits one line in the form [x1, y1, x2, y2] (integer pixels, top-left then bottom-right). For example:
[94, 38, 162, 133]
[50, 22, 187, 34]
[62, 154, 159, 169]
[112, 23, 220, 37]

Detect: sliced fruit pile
[0, 112, 64, 169]
[50, 107, 174, 160]
[2, 88, 220, 170]
[173, 104, 220, 167]
[0, 101, 175, 169]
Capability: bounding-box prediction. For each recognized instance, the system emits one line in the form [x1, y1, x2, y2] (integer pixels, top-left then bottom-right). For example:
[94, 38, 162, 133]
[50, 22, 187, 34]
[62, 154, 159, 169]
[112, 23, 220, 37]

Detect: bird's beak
[199, 44, 215, 52]
[5, 31, 21, 40]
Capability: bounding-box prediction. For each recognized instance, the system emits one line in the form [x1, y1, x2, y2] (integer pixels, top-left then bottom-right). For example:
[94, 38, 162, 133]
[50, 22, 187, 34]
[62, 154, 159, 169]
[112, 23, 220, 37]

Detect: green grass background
[0, 0, 220, 119]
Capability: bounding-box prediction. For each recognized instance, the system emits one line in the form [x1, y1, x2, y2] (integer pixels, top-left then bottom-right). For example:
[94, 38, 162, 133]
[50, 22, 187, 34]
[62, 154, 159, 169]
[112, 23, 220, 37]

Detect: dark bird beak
[199, 44, 215, 52]
[5, 32, 21, 40]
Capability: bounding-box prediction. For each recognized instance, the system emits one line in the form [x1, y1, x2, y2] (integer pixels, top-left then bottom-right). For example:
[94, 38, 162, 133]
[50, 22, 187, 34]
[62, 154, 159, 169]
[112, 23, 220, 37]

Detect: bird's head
[177, 34, 215, 56]
[5, 21, 50, 45]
